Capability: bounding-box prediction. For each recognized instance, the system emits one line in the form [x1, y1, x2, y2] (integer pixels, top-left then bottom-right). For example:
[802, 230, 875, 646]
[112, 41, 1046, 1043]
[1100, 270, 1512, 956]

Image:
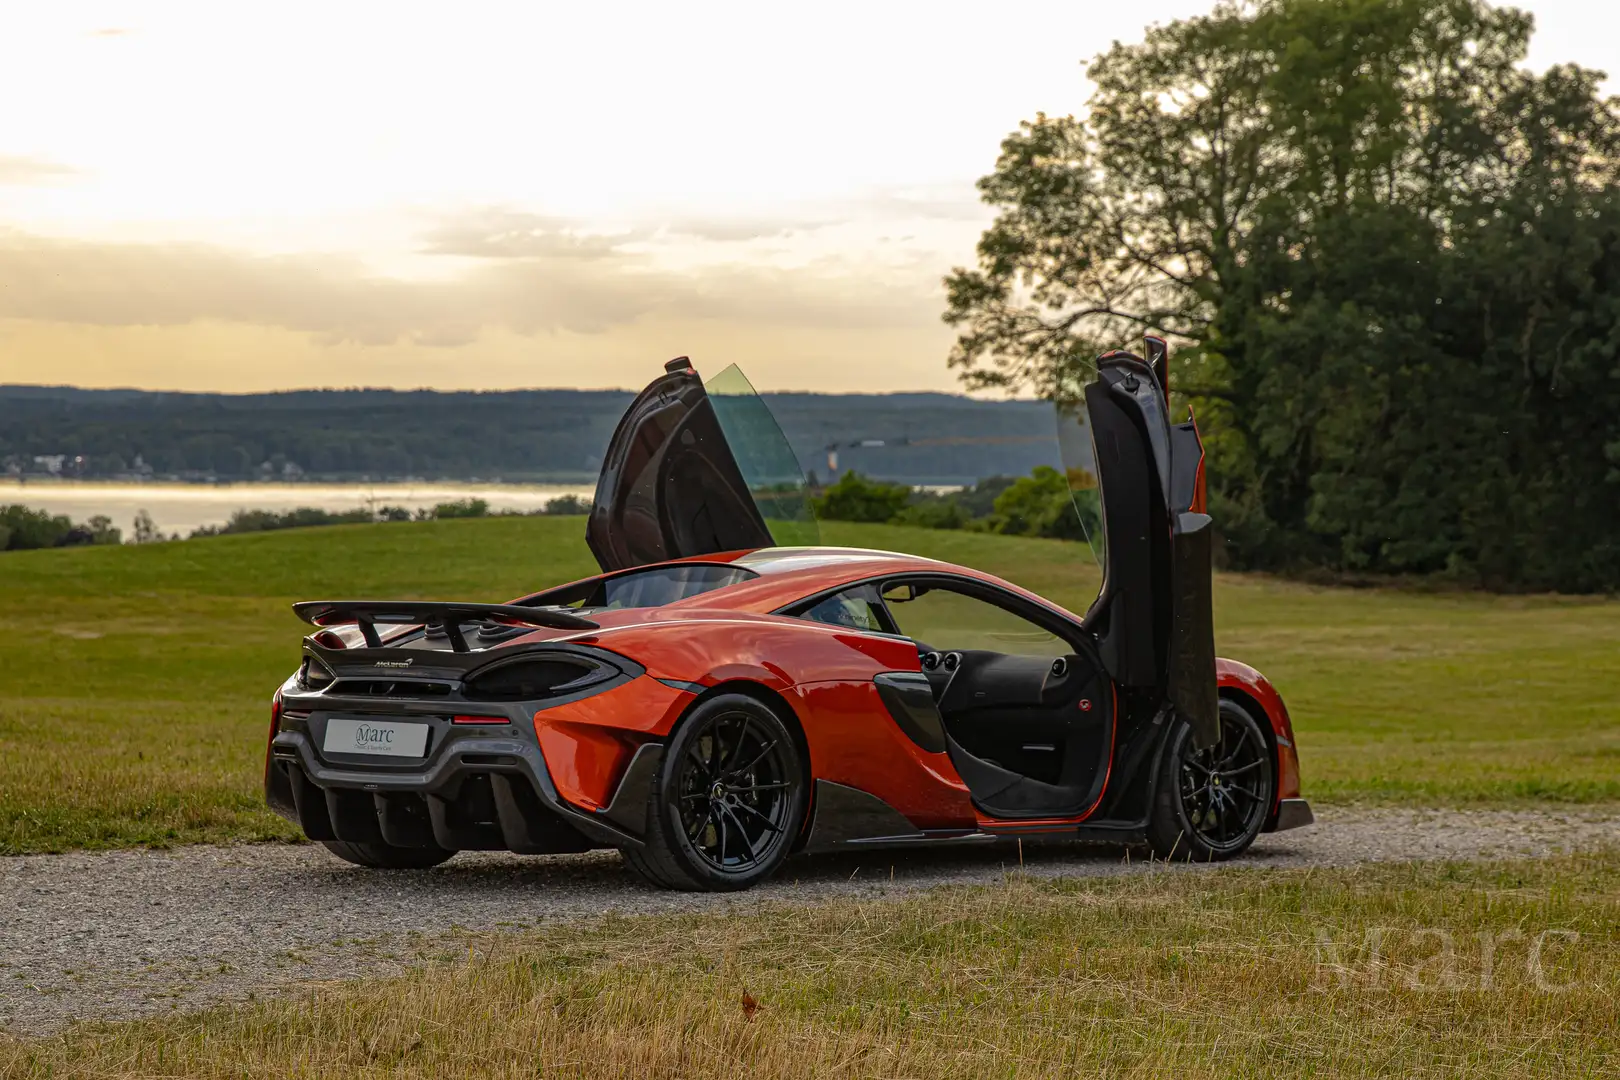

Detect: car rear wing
[292, 600, 598, 652]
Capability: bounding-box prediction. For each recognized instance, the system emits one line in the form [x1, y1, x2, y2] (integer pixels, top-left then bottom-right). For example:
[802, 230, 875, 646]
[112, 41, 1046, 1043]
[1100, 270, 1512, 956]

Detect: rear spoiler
[292, 600, 598, 652]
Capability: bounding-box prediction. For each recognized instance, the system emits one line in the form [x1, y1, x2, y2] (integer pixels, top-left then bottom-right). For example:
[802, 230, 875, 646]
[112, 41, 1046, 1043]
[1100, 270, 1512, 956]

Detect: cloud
[416, 210, 634, 260]
[0, 156, 79, 187]
[0, 227, 941, 347]
[417, 187, 987, 256]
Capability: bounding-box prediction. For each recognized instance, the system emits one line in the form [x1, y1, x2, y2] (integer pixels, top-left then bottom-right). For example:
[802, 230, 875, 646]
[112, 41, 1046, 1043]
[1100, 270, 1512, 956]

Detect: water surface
[0, 481, 594, 536]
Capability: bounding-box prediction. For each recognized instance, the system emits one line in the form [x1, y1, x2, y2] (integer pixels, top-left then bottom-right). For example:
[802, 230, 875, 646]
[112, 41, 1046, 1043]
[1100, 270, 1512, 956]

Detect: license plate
[323, 718, 430, 758]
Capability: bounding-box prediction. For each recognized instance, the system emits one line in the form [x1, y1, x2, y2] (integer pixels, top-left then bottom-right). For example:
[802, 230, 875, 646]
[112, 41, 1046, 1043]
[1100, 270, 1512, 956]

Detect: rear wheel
[320, 839, 456, 869]
[1147, 698, 1274, 861]
[623, 693, 806, 892]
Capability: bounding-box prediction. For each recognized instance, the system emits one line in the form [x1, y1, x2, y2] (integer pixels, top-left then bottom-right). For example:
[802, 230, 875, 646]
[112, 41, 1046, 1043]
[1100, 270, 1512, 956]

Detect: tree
[131, 510, 164, 544]
[945, 0, 1620, 590]
[811, 472, 912, 523]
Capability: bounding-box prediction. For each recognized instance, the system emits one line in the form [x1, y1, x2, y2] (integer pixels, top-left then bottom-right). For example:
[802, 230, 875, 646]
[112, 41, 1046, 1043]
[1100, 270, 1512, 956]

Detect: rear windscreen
[594, 564, 757, 609]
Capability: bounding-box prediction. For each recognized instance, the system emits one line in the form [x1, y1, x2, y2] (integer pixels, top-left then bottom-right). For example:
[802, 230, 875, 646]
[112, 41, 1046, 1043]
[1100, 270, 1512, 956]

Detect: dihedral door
[1066, 339, 1219, 747]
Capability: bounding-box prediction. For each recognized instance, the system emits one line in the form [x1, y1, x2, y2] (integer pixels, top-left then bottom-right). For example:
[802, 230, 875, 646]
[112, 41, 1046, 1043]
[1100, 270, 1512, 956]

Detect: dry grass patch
[4, 853, 1616, 1077]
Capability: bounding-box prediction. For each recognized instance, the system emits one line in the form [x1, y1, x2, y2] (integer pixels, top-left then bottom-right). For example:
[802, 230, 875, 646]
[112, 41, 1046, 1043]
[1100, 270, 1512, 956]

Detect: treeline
[947, 0, 1620, 592]
[0, 505, 122, 550]
[812, 470, 1097, 542]
[0, 386, 1061, 487]
[0, 495, 593, 551]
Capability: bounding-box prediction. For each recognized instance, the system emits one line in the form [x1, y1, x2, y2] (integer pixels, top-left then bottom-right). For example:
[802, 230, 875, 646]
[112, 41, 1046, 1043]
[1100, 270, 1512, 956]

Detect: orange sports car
[266, 343, 1311, 890]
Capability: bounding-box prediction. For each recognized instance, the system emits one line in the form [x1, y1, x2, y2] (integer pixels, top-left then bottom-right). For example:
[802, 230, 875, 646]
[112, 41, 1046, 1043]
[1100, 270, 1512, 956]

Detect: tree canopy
[945, 0, 1620, 591]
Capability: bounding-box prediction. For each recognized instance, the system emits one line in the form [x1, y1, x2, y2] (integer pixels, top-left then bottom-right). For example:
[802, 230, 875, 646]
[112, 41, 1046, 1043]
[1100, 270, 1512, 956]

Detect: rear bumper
[266, 725, 652, 854]
[1269, 797, 1315, 832]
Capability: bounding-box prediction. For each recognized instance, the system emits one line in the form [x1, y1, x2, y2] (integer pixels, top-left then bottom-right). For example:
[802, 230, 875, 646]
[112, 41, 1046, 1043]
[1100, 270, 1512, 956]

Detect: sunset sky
[0, 1, 1611, 394]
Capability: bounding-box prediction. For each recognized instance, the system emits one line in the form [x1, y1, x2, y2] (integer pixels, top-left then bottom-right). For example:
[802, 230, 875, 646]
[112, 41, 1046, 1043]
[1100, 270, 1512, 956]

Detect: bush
[190, 507, 375, 537]
[429, 498, 489, 520]
[812, 472, 911, 523]
[893, 500, 969, 530]
[541, 493, 591, 515]
[985, 466, 1096, 541]
[0, 505, 75, 550]
[0, 505, 122, 550]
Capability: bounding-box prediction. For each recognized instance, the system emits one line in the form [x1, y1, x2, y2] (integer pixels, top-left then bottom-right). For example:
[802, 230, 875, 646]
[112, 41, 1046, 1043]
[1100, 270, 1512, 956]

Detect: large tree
[945, 0, 1620, 590]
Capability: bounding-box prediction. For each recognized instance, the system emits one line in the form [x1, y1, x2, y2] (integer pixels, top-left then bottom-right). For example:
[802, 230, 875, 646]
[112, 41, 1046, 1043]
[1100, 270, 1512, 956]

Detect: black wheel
[1147, 698, 1275, 861]
[623, 693, 807, 892]
[320, 839, 456, 869]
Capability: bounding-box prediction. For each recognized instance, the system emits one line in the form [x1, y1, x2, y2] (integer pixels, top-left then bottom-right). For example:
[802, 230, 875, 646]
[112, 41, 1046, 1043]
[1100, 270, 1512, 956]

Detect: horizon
[0, 379, 1042, 401]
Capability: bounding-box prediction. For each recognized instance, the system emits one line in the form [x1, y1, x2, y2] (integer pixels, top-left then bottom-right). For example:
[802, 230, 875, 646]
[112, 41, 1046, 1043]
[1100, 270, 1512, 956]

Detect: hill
[0, 384, 1060, 485]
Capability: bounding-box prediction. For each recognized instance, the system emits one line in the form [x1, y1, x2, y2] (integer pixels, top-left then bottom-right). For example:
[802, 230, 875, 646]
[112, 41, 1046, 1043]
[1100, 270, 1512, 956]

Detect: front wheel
[623, 693, 807, 892]
[321, 839, 456, 869]
[1147, 698, 1275, 861]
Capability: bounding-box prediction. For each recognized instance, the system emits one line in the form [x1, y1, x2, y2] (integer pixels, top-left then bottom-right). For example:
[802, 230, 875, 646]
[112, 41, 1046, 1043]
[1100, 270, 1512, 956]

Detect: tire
[320, 839, 456, 869]
[1147, 698, 1275, 861]
[622, 692, 807, 892]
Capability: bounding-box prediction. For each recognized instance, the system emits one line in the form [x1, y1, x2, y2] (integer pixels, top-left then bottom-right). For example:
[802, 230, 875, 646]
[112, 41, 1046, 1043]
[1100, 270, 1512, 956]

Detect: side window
[881, 582, 1068, 658]
[798, 585, 891, 634]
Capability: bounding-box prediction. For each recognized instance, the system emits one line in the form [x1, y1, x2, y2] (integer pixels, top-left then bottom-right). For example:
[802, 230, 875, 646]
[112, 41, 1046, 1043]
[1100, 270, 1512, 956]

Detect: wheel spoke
[718, 803, 759, 863]
[725, 740, 777, 780]
[731, 799, 782, 833]
[721, 716, 751, 774]
[729, 781, 790, 795]
[686, 802, 715, 843]
[1217, 727, 1252, 769]
[715, 802, 731, 861]
[1223, 760, 1262, 777]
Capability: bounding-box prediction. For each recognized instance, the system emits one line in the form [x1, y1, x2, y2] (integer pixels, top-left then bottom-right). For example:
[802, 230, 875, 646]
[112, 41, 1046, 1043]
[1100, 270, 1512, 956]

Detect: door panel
[1069, 342, 1218, 748]
[588, 360, 820, 572]
[938, 650, 1109, 791]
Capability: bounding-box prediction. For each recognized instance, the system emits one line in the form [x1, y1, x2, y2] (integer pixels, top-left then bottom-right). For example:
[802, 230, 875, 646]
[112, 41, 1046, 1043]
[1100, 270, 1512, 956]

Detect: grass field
[1, 518, 1617, 854]
[3, 852, 1615, 1077]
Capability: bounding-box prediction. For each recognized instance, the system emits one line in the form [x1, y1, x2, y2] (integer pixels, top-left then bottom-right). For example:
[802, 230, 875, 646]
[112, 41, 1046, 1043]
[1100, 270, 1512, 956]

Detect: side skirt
[802, 780, 994, 853]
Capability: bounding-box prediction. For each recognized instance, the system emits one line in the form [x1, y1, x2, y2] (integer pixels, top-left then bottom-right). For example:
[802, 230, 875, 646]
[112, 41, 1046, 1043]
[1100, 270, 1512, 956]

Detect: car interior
[797, 580, 1113, 818]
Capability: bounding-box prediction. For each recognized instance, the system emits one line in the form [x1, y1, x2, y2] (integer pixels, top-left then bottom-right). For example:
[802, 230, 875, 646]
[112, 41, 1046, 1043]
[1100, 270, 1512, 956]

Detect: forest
[945, 0, 1620, 592]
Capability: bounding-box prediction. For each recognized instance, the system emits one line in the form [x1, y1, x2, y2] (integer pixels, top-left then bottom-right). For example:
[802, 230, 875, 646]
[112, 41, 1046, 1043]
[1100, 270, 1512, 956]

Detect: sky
[0, 1, 1612, 395]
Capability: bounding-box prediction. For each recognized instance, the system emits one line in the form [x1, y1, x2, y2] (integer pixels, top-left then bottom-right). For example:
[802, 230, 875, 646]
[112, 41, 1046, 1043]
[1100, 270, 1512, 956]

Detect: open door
[1060, 337, 1219, 747]
[587, 358, 818, 573]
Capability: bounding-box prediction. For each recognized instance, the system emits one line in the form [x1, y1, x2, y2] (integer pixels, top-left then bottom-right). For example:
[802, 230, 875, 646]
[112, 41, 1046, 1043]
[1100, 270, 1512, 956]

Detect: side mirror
[883, 583, 929, 604]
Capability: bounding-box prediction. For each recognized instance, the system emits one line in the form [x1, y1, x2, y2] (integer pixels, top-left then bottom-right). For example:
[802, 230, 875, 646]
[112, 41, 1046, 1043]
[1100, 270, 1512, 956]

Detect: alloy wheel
[674, 710, 795, 873]
[1177, 706, 1269, 855]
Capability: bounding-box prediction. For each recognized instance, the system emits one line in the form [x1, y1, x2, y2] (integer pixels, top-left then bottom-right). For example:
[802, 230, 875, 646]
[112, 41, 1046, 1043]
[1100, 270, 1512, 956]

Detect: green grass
[5, 853, 1616, 1076]
[0, 518, 1616, 854]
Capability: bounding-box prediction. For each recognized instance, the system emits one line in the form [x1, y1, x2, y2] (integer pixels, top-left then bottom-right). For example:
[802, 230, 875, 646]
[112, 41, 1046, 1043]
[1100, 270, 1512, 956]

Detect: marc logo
[373, 658, 415, 668]
[352, 723, 394, 750]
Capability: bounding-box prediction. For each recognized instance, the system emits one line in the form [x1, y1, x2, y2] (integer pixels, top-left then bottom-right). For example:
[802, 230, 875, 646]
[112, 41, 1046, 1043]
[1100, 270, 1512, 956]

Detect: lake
[0, 481, 596, 536]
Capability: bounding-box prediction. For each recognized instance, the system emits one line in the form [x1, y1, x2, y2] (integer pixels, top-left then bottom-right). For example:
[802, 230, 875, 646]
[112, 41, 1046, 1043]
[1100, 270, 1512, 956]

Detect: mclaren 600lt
[265, 342, 1312, 891]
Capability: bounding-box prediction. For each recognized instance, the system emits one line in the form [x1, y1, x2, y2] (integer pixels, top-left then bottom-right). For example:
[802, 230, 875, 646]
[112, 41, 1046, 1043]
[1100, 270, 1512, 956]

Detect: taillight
[265, 688, 284, 778]
[452, 714, 510, 725]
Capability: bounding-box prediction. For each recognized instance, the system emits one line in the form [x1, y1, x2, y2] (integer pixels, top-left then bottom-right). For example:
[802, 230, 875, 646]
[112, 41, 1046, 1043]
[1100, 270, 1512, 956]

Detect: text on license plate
[323, 718, 430, 758]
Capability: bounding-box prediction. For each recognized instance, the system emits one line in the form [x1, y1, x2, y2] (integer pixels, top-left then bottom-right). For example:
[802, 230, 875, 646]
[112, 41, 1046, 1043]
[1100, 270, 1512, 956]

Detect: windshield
[705, 365, 820, 548]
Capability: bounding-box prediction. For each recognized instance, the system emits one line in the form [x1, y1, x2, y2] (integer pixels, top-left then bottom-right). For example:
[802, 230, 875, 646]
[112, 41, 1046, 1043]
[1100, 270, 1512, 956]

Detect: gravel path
[2, 806, 1615, 1035]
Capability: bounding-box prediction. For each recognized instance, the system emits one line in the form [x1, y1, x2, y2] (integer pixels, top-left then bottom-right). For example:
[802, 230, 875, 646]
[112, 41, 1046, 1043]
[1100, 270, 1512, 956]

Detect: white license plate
[323, 718, 430, 758]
